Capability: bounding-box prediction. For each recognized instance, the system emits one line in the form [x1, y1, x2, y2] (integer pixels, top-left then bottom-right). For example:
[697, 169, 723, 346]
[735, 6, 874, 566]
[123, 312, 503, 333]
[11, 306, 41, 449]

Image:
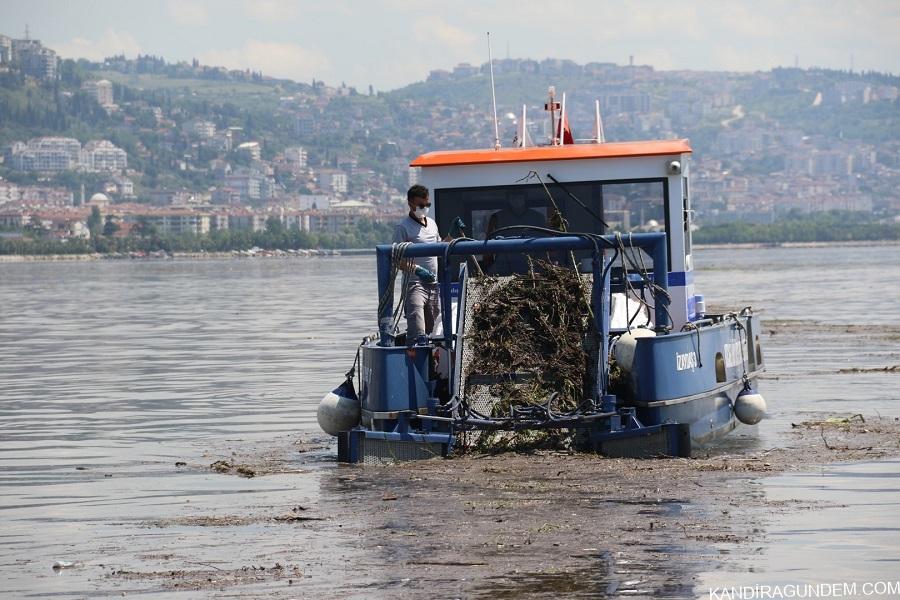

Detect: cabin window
[601, 182, 666, 235]
[434, 178, 668, 278]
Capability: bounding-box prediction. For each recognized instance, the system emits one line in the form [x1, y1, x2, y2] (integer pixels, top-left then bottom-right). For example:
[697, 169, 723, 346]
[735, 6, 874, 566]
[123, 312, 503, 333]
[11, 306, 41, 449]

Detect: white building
[284, 146, 308, 168]
[82, 140, 127, 171]
[103, 176, 134, 197]
[6, 137, 82, 171]
[290, 194, 330, 210]
[133, 211, 210, 235]
[83, 79, 114, 107]
[0, 35, 12, 65]
[225, 169, 263, 201]
[236, 141, 261, 161]
[227, 213, 266, 231]
[318, 169, 348, 194]
[6, 137, 127, 173]
[190, 120, 217, 139]
[283, 211, 310, 231]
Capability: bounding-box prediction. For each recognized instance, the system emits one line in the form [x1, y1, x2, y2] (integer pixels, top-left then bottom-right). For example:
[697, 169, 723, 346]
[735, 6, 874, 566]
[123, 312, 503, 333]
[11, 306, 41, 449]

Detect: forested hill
[2, 54, 897, 183]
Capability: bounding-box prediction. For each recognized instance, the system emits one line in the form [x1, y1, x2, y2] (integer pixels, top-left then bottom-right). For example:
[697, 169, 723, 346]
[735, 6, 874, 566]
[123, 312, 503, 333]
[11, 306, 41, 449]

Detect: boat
[318, 89, 767, 464]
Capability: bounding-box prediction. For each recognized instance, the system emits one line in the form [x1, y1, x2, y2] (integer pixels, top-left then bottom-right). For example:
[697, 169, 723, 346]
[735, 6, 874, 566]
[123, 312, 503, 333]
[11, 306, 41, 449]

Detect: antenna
[487, 32, 500, 150]
[521, 104, 528, 147]
[593, 99, 606, 143]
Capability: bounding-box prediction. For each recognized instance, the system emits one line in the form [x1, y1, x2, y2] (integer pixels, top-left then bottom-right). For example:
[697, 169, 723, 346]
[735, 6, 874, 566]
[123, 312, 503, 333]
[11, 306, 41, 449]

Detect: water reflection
[699, 459, 900, 593]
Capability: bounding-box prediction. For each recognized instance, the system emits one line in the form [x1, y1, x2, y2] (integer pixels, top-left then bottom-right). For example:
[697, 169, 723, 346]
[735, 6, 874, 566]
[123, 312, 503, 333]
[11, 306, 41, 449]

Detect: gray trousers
[404, 280, 440, 344]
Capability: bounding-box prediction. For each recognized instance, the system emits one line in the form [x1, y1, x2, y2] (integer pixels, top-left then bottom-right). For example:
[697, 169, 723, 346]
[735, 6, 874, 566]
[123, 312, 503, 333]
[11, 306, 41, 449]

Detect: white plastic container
[694, 294, 706, 319]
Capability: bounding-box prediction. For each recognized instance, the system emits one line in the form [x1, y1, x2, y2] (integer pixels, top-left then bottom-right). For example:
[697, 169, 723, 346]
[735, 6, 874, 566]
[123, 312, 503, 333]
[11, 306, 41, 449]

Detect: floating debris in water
[147, 513, 325, 528]
[838, 365, 898, 374]
[208, 460, 257, 478]
[791, 414, 866, 428]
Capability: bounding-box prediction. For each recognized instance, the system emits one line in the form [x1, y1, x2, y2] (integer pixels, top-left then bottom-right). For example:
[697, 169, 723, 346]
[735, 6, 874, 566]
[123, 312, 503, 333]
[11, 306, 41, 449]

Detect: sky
[4, 0, 899, 90]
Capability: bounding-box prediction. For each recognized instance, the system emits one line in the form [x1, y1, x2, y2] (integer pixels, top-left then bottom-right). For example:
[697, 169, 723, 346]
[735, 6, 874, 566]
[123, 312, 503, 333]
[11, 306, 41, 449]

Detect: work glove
[449, 216, 466, 238]
[414, 265, 437, 284]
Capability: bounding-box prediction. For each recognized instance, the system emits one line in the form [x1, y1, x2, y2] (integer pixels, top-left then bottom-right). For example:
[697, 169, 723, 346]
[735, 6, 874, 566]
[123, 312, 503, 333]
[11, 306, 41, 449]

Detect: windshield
[434, 178, 669, 276]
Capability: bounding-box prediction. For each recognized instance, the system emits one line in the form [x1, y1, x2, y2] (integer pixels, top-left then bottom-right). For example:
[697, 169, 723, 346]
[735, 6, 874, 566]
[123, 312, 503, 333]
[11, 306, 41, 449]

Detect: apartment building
[6, 137, 82, 171]
[5, 137, 127, 173]
[133, 211, 211, 235]
[284, 146, 308, 169]
[11, 38, 58, 80]
[82, 140, 127, 171]
[82, 79, 114, 107]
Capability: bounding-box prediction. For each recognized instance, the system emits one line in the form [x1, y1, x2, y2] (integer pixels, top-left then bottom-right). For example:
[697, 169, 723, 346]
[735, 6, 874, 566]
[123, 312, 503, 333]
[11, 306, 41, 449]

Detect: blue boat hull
[621, 312, 765, 446]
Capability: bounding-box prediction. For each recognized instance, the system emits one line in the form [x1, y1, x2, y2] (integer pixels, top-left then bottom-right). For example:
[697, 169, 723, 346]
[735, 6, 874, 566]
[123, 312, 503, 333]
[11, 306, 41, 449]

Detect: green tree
[133, 215, 158, 238]
[102, 215, 120, 237]
[265, 216, 285, 235]
[87, 206, 102, 238]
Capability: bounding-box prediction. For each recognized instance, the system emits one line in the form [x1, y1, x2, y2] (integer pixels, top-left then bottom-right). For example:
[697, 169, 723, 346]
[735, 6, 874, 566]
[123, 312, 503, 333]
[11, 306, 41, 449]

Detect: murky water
[700, 458, 900, 595]
[1, 244, 898, 598]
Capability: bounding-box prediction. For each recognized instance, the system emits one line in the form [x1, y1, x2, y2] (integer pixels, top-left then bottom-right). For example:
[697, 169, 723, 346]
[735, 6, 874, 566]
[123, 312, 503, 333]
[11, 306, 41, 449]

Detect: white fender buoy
[734, 391, 767, 425]
[317, 380, 360, 436]
[612, 328, 655, 373]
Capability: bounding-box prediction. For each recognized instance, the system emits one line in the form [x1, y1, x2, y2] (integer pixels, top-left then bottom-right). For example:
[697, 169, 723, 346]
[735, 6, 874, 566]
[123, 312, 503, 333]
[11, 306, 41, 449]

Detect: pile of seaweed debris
[463, 259, 594, 452]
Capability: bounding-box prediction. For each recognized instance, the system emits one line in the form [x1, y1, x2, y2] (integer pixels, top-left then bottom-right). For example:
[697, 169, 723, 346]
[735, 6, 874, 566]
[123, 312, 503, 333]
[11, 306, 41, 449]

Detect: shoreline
[0, 248, 374, 262]
[694, 239, 900, 250]
[1, 239, 897, 262]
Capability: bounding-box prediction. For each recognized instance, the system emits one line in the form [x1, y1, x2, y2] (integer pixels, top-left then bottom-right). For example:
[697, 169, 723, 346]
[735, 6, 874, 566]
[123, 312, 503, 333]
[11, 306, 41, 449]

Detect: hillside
[1, 47, 898, 223]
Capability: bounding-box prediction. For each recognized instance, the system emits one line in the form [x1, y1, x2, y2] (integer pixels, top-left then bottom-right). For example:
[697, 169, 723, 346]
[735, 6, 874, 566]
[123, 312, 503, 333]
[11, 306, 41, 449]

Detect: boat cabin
[411, 139, 698, 330]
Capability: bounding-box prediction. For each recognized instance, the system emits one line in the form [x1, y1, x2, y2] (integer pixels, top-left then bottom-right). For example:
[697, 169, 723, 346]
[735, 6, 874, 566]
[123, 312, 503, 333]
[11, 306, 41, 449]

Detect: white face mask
[414, 206, 429, 219]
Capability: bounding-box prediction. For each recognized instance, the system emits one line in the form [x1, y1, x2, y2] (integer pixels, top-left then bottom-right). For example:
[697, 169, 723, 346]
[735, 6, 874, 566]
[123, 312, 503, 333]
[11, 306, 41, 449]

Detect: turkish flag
[557, 114, 574, 145]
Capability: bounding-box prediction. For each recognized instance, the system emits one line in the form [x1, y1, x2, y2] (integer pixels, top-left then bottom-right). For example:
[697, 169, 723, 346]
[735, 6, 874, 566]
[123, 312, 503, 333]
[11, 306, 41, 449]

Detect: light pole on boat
[545, 86, 560, 145]
[487, 31, 501, 150]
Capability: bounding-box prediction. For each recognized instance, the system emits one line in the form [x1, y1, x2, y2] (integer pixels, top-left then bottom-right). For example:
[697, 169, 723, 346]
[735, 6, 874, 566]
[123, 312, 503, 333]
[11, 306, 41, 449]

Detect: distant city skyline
[3, 1, 900, 90]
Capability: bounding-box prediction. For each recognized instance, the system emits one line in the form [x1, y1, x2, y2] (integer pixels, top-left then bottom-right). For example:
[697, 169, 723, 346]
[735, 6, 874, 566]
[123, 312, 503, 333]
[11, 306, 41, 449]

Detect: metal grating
[359, 437, 446, 465]
[456, 272, 598, 419]
[590, 424, 691, 458]
[456, 275, 516, 418]
[597, 431, 672, 458]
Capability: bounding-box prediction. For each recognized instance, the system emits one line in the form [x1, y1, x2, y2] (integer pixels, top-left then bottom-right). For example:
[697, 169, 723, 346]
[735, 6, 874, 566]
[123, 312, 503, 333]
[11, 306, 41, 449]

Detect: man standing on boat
[393, 184, 463, 345]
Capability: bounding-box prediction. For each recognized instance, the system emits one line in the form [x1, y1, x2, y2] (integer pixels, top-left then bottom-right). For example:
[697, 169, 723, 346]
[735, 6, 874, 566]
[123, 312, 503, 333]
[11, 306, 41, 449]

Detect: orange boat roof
[411, 139, 691, 168]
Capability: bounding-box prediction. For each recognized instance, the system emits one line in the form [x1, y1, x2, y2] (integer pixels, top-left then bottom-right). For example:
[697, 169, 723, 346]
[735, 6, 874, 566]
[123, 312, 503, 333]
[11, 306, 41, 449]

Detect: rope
[680, 321, 703, 368]
[726, 311, 750, 385]
[614, 232, 674, 332]
[377, 242, 413, 337]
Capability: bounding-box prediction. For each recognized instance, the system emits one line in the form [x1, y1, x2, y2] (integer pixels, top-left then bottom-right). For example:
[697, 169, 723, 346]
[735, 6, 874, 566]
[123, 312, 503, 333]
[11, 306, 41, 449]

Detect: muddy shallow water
[1, 245, 899, 598]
